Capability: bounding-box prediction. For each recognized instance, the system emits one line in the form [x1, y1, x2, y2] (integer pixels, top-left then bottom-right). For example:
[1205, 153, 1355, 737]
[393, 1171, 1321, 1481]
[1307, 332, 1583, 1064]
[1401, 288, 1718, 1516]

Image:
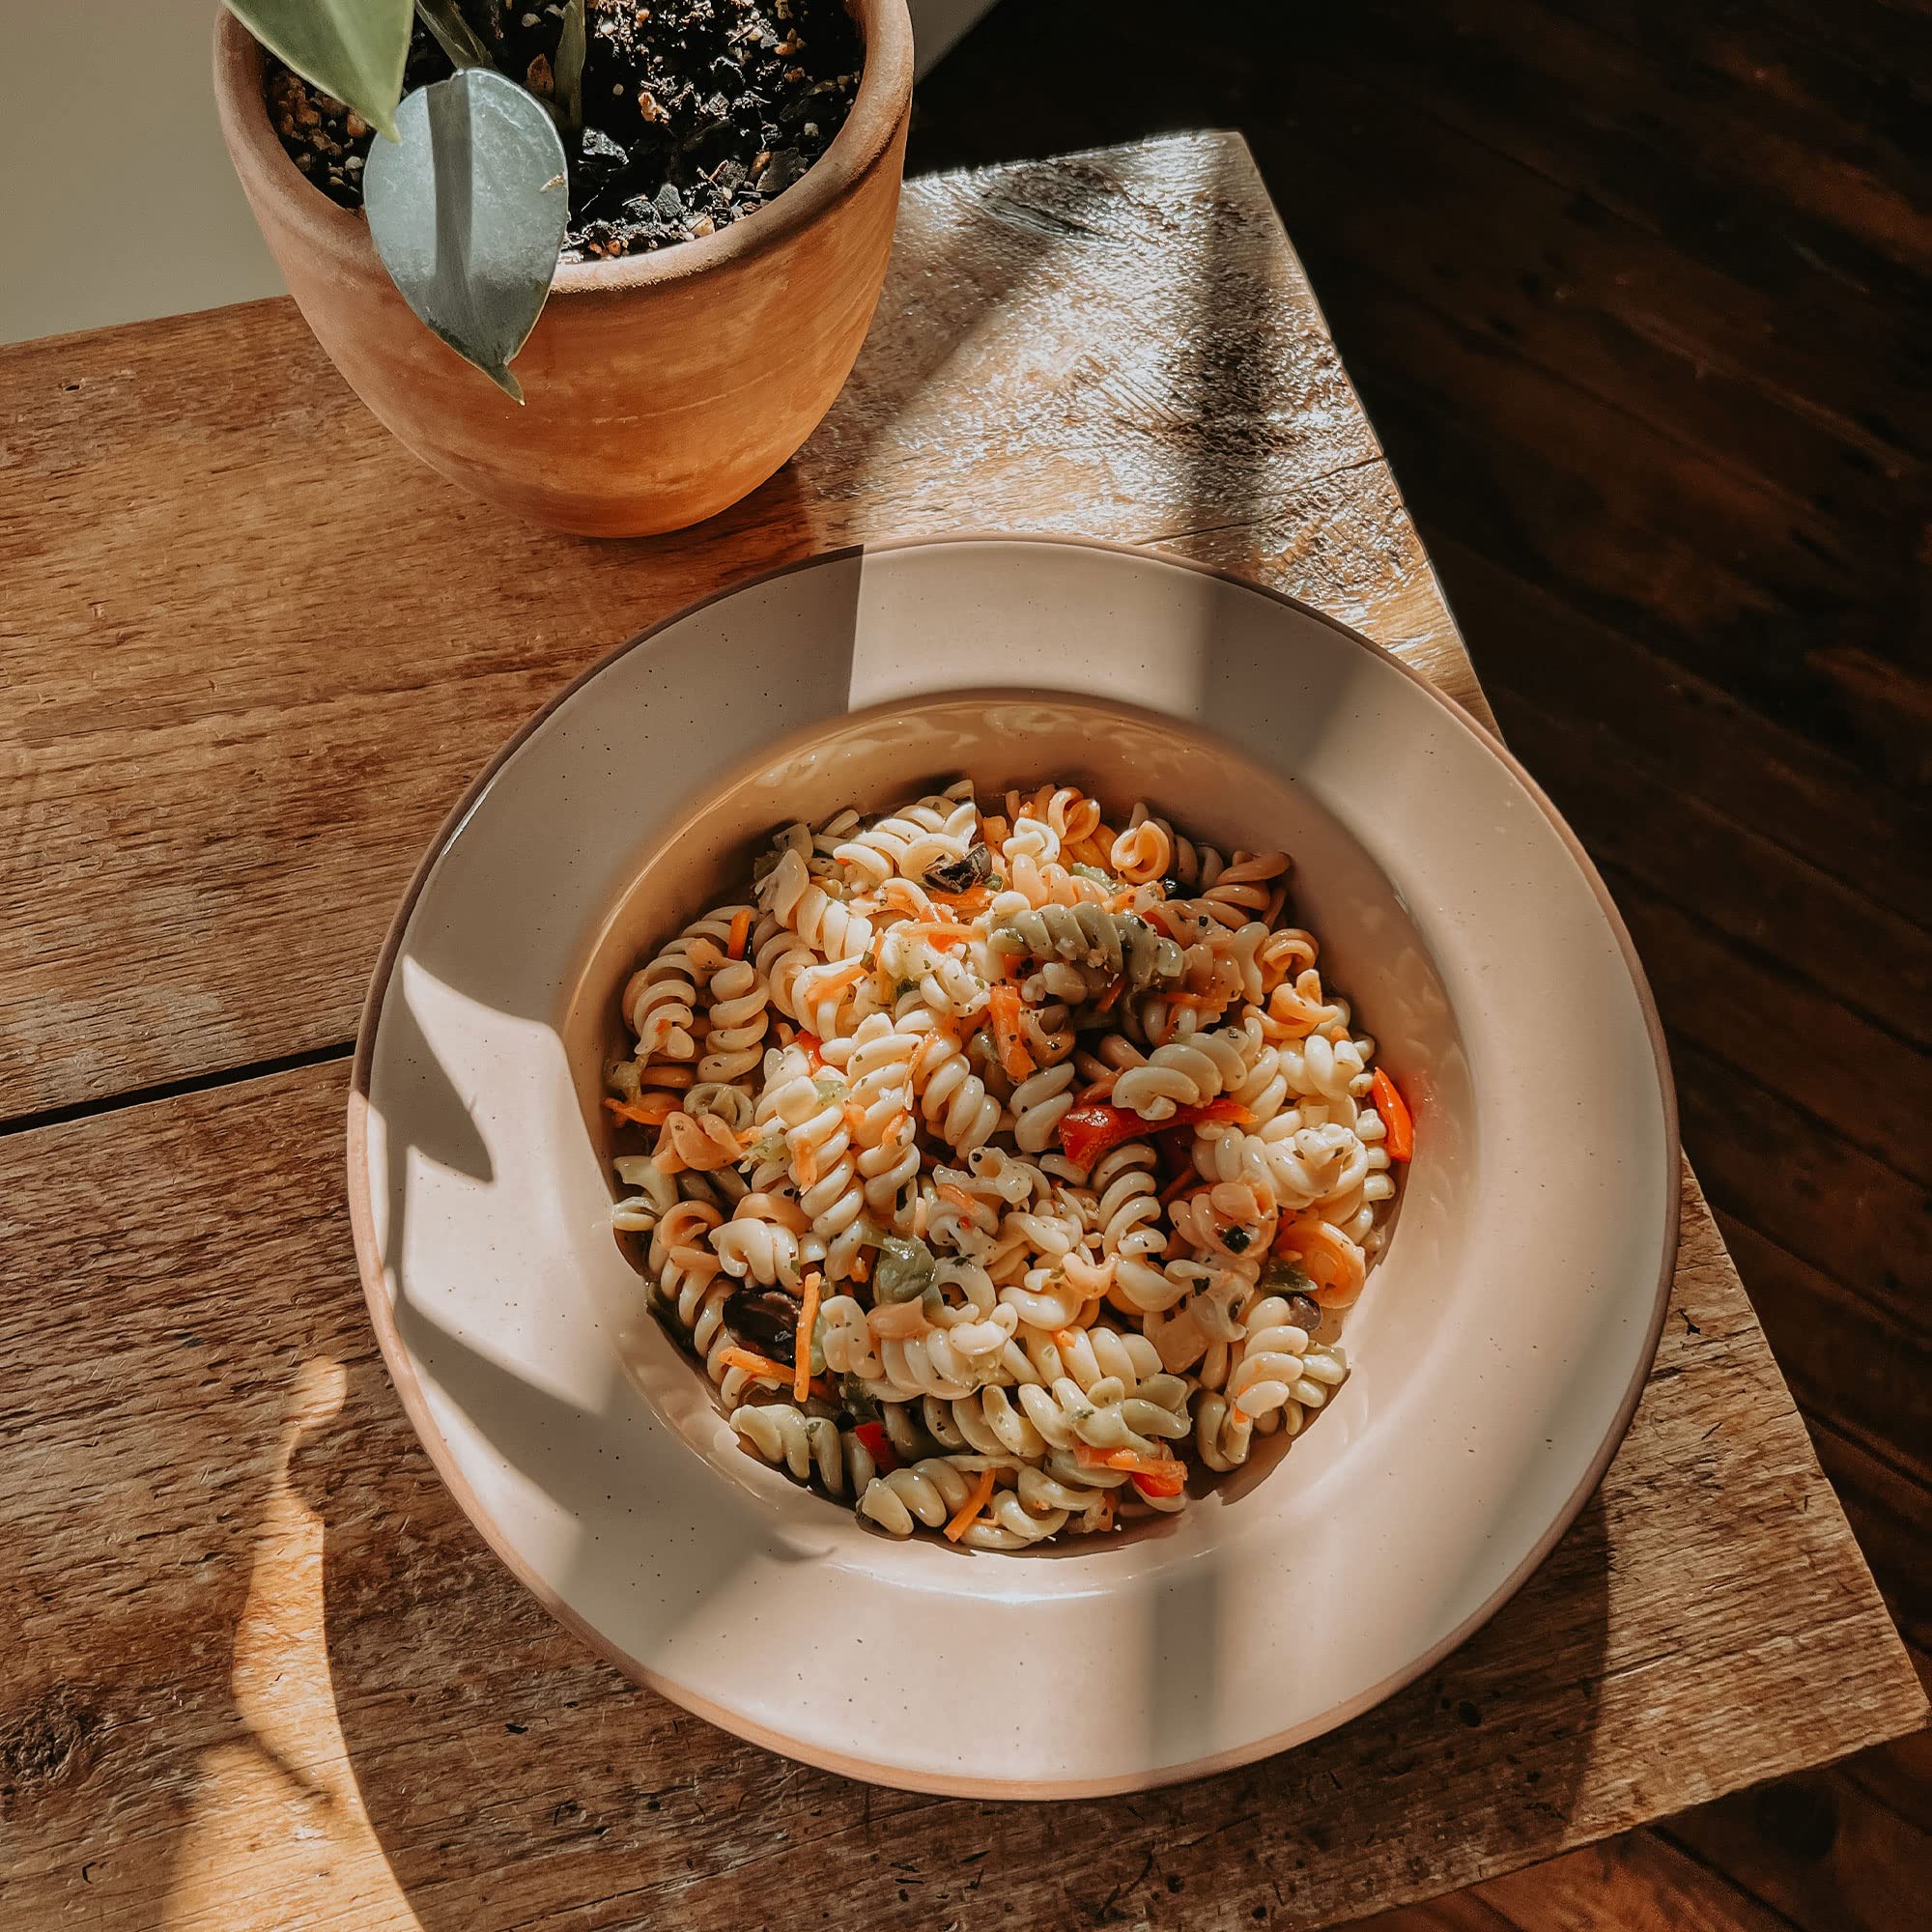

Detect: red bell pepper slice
[851, 1420, 897, 1474]
[1371, 1068, 1413, 1162]
[1057, 1094, 1252, 1168]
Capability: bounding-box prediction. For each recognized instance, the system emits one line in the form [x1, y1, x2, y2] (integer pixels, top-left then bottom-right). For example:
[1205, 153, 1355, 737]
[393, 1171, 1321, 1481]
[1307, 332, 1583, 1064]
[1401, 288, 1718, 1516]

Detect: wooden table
[1, 132, 1921, 1931]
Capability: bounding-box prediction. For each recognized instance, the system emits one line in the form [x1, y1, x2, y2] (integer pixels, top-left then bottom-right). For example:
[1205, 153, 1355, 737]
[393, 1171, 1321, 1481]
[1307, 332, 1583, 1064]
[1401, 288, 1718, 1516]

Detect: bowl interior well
[562, 692, 1471, 1543]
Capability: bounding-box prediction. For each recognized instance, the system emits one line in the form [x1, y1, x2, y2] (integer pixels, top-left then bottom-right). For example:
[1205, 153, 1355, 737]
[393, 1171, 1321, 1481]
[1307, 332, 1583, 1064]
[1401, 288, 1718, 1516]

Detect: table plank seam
[3, 127, 1921, 1932]
[0, 1039, 352, 1140]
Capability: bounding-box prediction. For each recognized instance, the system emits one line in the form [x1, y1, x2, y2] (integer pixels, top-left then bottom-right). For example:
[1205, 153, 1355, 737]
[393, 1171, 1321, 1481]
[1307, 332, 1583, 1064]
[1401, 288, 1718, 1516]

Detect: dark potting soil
[265, 1, 863, 261]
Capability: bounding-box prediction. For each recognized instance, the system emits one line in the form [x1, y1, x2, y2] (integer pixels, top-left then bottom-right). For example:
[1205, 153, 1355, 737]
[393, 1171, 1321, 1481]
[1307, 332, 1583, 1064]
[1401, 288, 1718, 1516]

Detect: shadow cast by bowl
[356, 973, 814, 1685]
[307, 1349, 923, 1925]
[1051, 1490, 1616, 1926]
[302, 1333, 1611, 1929]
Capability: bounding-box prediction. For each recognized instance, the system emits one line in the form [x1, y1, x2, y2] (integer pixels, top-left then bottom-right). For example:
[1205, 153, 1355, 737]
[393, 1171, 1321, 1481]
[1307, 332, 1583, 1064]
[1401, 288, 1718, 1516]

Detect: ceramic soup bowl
[350, 535, 1676, 1795]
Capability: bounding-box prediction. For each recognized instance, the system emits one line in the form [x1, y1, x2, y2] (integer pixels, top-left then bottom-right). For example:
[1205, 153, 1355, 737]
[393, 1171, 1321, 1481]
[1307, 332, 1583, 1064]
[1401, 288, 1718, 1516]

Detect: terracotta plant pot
[213, 4, 913, 536]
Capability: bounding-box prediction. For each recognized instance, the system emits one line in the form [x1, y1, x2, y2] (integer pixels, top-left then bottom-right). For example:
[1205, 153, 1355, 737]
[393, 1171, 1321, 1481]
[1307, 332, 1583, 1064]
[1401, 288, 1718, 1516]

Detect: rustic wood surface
[0, 130, 1920, 1929]
[0, 1066, 1918, 1932]
[910, 8, 1932, 1927]
[0, 135, 1461, 1123]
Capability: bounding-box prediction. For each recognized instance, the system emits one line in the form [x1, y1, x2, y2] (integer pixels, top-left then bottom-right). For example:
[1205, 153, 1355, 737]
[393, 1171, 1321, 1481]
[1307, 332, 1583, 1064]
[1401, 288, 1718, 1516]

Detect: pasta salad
[606, 781, 1412, 1550]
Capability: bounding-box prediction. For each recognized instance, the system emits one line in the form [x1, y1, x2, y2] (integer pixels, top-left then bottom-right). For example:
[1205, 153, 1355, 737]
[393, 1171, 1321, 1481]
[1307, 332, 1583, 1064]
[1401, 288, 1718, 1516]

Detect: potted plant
[213, 1, 913, 536]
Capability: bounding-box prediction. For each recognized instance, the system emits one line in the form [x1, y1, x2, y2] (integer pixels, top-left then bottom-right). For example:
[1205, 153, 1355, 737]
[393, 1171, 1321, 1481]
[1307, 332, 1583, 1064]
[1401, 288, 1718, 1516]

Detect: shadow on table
[504, 148, 1127, 603]
[332, 166, 1131, 1677]
[1, 1351, 326, 1929]
[301, 136, 1609, 1925]
[322, 938, 1610, 1923]
[295, 1335, 1611, 1929]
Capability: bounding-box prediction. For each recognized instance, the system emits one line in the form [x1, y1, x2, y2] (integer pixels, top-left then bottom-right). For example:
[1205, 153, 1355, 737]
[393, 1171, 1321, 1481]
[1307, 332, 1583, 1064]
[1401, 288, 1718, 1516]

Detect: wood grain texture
[0, 133, 1462, 1122]
[0, 1064, 1920, 1932]
[0, 123, 1920, 1932]
[909, 13, 1931, 1928]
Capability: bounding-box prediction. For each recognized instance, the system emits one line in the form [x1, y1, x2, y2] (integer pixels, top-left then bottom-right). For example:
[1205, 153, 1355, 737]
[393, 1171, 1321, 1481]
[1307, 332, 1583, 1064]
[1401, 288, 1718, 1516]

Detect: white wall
[0, 0, 997, 346]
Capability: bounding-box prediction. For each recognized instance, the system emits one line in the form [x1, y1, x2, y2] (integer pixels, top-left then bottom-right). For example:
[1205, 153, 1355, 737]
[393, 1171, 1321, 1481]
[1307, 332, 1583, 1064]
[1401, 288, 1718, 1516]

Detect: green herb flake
[1260, 1257, 1314, 1294]
[838, 1376, 881, 1422]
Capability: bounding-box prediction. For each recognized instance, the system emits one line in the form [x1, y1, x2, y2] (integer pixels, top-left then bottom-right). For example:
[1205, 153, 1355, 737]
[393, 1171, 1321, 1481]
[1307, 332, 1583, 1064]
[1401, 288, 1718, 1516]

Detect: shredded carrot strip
[810, 959, 867, 997]
[928, 887, 993, 916]
[794, 1140, 818, 1190]
[986, 983, 1036, 1082]
[793, 1271, 821, 1403]
[936, 1181, 979, 1213]
[1093, 978, 1125, 1014]
[809, 1375, 837, 1402]
[1157, 1172, 1201, 1208]
[843, 1100, 868, 1137]
[980, 814, 1009, 848]
[1052, 1327, 1084, 1353]
[726, 908, 751, 959]
[1073, 1442, 1178, 1479]
[1074, 1445, 1175, 1484]
[909, 921, 980, 945]
[718, 1346, 792, 1383]
[943, 1468, 997, 1543]
[1231, 1406, 1251, 1428]
[603, 1095, 674, 1126]
[849, 1251, 870, 1285]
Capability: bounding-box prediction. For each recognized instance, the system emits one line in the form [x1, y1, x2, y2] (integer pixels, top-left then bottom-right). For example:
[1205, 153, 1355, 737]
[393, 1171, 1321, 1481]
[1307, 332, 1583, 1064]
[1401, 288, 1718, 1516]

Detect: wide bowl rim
[345, 531, 1680, 1797]
[212, 0, 916, 299]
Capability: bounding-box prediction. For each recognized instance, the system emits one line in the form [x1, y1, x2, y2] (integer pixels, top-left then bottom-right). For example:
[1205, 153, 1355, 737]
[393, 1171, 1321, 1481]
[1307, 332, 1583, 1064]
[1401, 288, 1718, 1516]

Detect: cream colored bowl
[349, 536, 1676, 1796]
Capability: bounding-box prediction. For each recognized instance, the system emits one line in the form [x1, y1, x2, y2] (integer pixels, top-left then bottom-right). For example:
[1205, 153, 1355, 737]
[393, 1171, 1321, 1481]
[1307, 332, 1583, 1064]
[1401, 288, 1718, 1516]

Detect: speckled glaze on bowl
[348, 535, 1677, 1797]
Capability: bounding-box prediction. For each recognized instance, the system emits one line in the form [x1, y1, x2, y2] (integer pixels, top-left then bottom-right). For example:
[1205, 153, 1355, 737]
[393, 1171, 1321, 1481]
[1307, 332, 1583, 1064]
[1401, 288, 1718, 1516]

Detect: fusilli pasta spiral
[606, 780, 1403, 1550]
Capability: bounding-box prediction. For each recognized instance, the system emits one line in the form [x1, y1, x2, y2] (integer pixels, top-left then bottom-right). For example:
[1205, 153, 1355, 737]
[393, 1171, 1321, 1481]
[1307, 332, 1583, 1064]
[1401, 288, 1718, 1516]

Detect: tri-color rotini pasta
[606, 781, 1412, 1550]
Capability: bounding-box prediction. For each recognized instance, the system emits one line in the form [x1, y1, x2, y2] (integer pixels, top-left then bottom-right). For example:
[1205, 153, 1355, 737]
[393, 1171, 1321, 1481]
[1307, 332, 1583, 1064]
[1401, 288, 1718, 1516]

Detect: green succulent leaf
[554, 0, 588, 133]
[225, 0, 412, 142]
[362, 68, 569, 402]
[413, 0, 494, 70]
